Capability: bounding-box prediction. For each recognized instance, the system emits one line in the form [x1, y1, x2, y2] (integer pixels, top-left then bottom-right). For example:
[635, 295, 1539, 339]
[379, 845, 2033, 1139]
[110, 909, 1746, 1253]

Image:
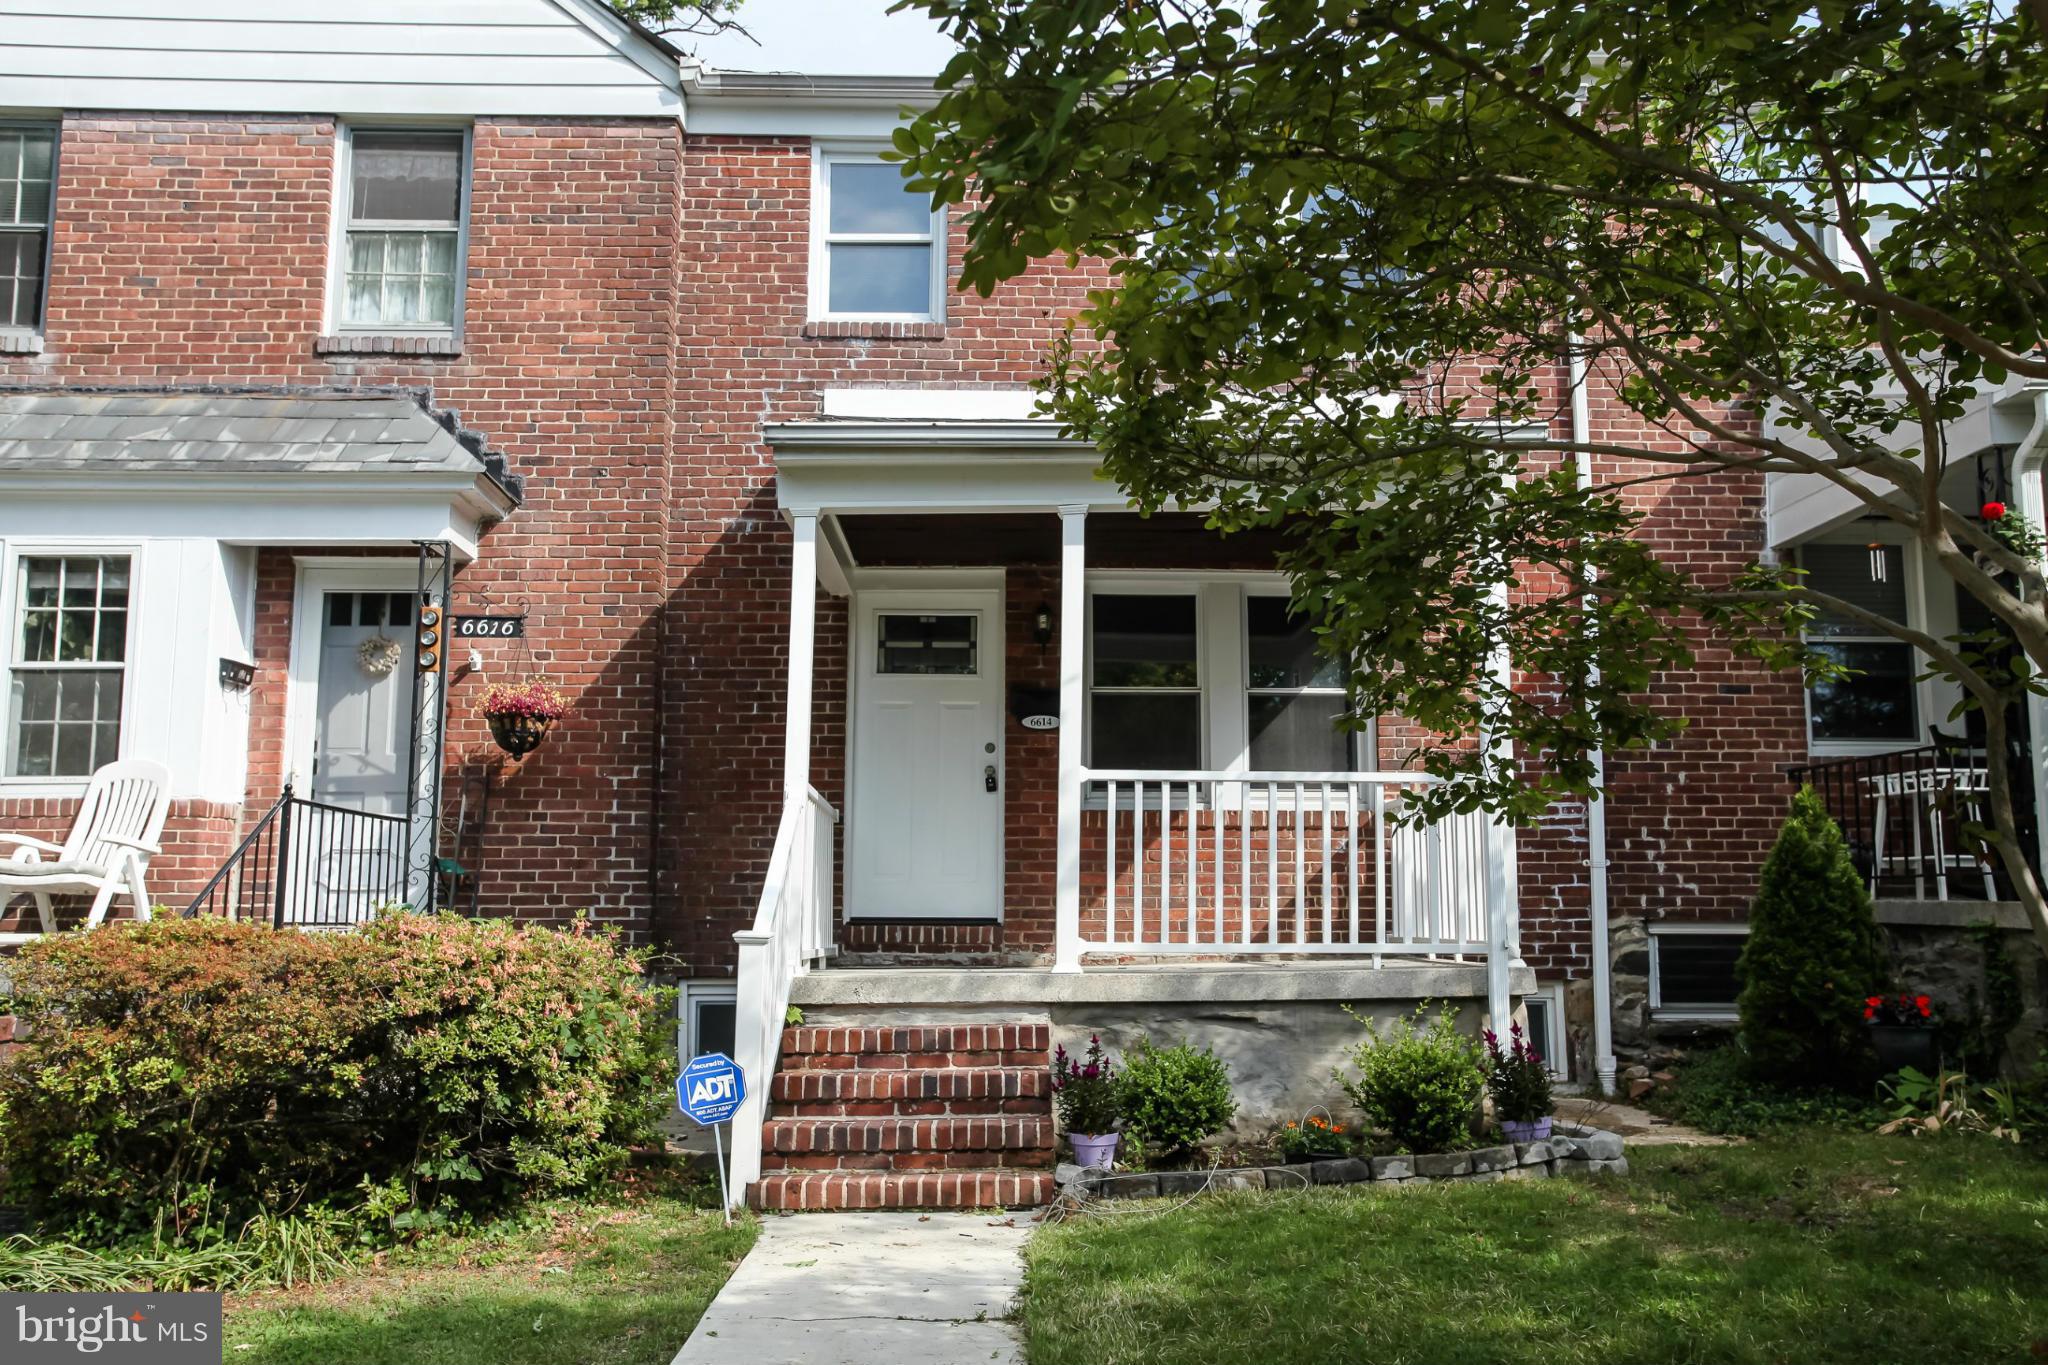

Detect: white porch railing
[725, 785, 837, 1204]
[1071, 769, 1504, 960]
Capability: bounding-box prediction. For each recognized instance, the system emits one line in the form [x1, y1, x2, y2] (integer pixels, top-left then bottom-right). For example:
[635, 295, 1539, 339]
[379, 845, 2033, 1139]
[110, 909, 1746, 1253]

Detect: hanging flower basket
[479, 678, 569, 758]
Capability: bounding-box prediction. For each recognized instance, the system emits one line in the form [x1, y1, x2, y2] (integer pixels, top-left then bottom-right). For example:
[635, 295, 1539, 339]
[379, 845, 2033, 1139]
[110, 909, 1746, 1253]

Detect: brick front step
[781, 1024, 1050, 1057]
[770, 1066, 1048, 1107]
[763, 1115, 1053, 1157]
[750, 1169, 1055, 1211]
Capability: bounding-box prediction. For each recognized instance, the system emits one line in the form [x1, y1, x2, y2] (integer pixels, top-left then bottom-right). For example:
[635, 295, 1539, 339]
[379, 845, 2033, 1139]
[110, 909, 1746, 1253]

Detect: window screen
[1653, 932, 1747, 1012]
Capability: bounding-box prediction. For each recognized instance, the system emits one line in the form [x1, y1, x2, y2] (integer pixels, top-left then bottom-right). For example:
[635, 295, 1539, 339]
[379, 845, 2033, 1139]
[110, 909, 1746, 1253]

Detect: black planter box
[1869, 1022, 1940, 1077]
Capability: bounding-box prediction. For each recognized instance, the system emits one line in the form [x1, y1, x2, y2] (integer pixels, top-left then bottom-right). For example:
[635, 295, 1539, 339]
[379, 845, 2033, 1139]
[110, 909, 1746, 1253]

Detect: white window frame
[0, 119, 59, 343]
[327, 123, 472, 337]
[678, 981, 738, 1062]
[1522, 981, 1569, 1082]
[1, 543, 140, 785]
[1647, 923, 1751, 1023]
[1243, 582, 1364, 774]
[1084, 580, 1209, 774]
[1796, 533, 1927, 756]
[809, 143, 947, 324]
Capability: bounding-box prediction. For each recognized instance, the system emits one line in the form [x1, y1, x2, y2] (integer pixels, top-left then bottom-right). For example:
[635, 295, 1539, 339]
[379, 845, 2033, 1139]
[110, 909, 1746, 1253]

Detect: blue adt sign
[677, 1052, 746, 1127]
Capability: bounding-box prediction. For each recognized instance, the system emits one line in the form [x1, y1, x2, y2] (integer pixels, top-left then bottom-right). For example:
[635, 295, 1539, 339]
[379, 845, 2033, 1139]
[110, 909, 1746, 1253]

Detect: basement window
[680, 983, 737, 1062]
[1648, 927, 1748, 1021]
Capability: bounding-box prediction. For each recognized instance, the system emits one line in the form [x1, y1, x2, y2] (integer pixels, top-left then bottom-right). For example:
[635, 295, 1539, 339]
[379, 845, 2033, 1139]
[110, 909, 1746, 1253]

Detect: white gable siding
[0, 0, 680, 118]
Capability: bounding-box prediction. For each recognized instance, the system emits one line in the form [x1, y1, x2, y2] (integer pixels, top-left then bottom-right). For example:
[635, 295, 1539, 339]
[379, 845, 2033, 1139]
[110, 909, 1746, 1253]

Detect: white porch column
[1054, 505, 1088, 973]
[783, 509, 819, 801]
[1481, 579, 1519, 1032]
[2011, 402, 2048, 883]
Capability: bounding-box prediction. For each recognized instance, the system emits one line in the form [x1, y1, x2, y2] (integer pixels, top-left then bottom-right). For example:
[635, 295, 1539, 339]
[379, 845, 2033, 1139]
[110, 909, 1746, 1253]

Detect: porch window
[0, 124, 56, 333]
[336, 128, 468, 331]
[812, 150, 944, 321]
[5, 555, 131, 778]
[1246, 594, 1357, 771]
[1088, 594, 1201, 769]
[1799, 544, 1916, 744]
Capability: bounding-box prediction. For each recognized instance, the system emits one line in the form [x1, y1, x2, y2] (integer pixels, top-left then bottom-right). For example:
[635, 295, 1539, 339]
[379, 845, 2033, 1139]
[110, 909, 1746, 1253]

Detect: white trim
[821, 389, 1041, 422]
[284, 558, 420, 795]
[809, 143, 947, 325]
[1793, 533, 1926, 753]
[681, 68, 939, 138]
[0, 540, 141, 793]
[328, 123, 472, 339]
[1522, 980, 1569, 1081]
[678, 980, 738, 1061]
[1646, 923, 1750, 1021]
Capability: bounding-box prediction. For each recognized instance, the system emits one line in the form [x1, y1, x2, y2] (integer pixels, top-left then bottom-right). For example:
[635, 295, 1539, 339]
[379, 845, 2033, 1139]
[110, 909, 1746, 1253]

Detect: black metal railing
[1788, 740, 2038, 902]
[185, 784, 411, 928]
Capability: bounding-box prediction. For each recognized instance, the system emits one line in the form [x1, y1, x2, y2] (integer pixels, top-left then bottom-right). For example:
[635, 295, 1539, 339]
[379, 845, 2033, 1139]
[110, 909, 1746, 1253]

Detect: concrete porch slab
[789, 960, 1536, 1009]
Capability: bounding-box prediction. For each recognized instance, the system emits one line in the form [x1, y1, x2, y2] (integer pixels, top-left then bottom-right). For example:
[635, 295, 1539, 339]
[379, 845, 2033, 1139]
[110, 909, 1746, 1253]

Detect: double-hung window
[1246, 594, 1357, 771]
[0, 124, 56, 335]
[1799, 543, 1917, 745]
[6, 555, 131, 778]
[336, 128, 468, 332]
[1088, 594, 1202, 770]
[812, 150, 944, 321]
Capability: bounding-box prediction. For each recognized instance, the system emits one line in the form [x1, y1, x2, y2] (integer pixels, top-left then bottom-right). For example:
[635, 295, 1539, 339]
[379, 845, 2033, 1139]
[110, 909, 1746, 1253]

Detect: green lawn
[223, 1173, 755, 1365]
[1021, 1132, 2048, 1365]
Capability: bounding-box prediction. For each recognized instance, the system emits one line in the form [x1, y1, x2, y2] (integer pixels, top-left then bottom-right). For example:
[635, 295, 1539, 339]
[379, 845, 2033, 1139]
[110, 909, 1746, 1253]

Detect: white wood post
[783, 510, 819, 802]
[1481, 577, 1518, 1033]
[1054, 505, 1088, 973]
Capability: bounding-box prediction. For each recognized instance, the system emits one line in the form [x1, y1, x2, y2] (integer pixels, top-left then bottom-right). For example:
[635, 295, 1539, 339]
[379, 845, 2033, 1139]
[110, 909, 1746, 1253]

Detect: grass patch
[220, 1169, 755, 1365]
[1021, 1131, 2048, 1365]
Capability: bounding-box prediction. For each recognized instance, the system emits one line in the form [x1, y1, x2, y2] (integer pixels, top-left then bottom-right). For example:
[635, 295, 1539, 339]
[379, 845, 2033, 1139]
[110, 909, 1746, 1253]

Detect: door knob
[984, 764, 999, 793]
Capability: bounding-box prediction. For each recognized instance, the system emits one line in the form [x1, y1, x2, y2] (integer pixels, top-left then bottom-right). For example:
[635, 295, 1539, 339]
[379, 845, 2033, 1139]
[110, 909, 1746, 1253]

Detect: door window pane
[1809, 641, 1917, 741]
[877, 613, 977, 676]
[1090, 693, 1201, 769]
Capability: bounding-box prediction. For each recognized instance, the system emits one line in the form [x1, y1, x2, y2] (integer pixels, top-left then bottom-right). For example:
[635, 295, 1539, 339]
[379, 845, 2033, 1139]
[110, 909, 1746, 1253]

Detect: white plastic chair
[0, 759, 172, 945]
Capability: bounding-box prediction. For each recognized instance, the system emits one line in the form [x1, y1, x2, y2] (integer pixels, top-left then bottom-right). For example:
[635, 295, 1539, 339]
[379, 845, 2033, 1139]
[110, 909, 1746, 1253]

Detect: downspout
[2008, 386, 2048, 883]
[1570, 336, 1618, 1095]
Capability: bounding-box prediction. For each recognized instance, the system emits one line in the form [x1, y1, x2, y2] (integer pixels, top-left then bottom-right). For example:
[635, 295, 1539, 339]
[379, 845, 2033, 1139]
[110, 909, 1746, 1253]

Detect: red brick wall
[0, 112, 681, 936]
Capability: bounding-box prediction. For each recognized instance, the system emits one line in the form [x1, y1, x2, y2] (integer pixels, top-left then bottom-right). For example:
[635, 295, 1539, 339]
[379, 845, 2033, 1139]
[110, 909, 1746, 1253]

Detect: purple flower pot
[1069, 1131, 1121, 1169]
[1502, 1117, 1552, 1144]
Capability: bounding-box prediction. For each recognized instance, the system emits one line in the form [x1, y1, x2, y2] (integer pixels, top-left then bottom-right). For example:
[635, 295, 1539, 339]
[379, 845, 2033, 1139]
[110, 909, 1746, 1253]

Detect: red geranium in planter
[478, 677, 569, 757]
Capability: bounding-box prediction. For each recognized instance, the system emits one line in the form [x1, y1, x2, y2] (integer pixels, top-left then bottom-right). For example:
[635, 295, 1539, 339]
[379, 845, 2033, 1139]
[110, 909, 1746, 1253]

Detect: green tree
[1738, 787, 1884, 1089]
[891, 0, 2048, 962]
[607, 1, 747, 43]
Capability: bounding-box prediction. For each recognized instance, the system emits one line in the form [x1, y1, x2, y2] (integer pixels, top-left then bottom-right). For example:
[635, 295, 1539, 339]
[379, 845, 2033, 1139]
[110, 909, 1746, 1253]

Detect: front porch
[724, 402, 1527, 1206]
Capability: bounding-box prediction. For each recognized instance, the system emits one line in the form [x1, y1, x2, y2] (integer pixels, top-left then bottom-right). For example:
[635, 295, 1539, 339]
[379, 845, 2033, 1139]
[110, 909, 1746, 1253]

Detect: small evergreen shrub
[0, 914, 672, 1239]
[1115, 1037, 1237, 1155]
[1737, 786, 1885, 1090]
[1338, 1004, 1485, 1153]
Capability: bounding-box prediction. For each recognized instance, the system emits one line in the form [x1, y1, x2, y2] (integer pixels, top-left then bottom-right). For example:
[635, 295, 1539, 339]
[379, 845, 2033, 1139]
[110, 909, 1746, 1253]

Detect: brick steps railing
[748, 1022, 1055, 1211]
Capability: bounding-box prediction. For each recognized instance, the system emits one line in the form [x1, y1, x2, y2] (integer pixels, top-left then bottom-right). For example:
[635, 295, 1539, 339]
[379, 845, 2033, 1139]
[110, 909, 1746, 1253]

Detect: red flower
[1983, 501, 2008, 521]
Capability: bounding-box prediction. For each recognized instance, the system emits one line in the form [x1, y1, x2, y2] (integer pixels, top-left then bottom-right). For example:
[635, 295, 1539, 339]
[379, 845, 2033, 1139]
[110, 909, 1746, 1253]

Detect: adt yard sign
[678, 1052, 747, 1219]
[678, 1052, 746, 1125]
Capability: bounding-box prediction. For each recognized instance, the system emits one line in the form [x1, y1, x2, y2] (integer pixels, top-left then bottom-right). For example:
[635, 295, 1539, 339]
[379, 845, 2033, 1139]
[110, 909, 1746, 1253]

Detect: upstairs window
[6, 554, 131, 778]
[337, 129, 468, 332]
[0, 125, 56, 333]
[1799, 543, 1916, 745]
[812, 150, 944, 321]
[1246, 595, 1357, 771]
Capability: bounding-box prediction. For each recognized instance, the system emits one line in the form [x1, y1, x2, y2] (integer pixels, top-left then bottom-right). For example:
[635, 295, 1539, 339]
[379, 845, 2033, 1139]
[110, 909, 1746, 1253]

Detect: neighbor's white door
[303, 589, 415, 919]
[847, 591, 1004, 918]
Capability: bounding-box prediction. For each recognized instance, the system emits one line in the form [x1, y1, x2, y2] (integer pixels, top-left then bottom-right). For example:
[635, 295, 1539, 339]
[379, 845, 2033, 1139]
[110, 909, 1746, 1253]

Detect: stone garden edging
[1058, 1122, 1628, 1200]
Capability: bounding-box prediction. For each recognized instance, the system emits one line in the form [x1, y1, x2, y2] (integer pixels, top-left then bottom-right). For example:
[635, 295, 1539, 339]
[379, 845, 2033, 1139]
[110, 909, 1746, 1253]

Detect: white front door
[848, 588, 1005, 918]
[301, 587, 415, 919]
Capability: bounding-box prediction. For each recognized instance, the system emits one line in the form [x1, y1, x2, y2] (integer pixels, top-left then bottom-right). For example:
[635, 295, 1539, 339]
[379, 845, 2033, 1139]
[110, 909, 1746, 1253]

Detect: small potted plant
[1274, 1110, 1350, 1164]
[1052, 1035, 1122, 1168]
[1866, 991, 1939, 1076]
[478, 677, 569, 758]
[1485, 1021, 1554, 1143]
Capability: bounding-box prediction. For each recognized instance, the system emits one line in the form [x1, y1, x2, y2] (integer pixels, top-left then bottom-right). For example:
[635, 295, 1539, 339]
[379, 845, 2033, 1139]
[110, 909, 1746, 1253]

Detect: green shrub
[1115, 1038, 1236, 1156]
[1338, 1004, 1485, 1153]
[1738, 786, 1885, 1091]
[0, 914, 672, 1240]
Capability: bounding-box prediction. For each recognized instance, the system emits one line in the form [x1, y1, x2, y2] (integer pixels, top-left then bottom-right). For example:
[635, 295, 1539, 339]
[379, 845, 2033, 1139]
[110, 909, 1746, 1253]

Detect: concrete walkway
[1555, 1096, 1735, 1146]
[671, 1211, 1030, 1365]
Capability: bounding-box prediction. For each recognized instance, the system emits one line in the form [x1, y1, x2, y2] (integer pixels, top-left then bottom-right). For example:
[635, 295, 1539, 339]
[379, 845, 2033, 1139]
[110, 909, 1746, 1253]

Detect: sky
[686, 0, 961, 76]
